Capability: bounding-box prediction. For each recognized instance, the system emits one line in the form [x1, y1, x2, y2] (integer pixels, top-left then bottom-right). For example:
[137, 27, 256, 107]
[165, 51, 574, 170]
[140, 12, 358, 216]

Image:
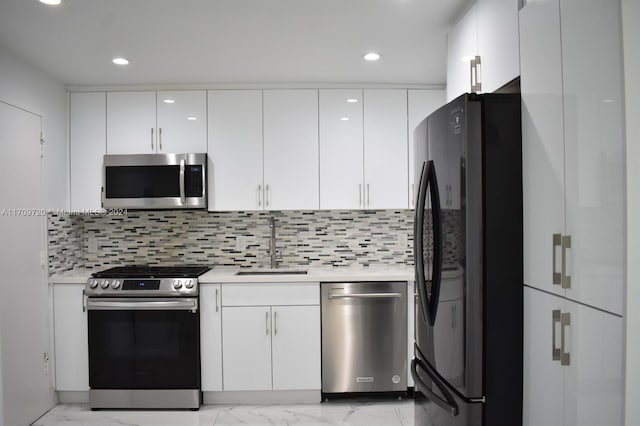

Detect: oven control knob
[100, 280, 110, 289]
[111, 280, 121, 289]
[89, 279, 99, 289]
[173, 280, 183, 289]
[185, 279, 194, 289]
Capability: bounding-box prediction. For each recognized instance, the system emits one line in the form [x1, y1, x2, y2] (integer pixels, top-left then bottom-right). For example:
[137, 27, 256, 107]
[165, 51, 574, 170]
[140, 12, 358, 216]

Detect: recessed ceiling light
[346, 98, 359, 103]
[163, 99, 175, 104]
[39, 0, 62, 5]
[340, 117, 350, 121]
[187, 117, 197, 121]
[364, 52, 381, 61]
[112, 57, 130, 66]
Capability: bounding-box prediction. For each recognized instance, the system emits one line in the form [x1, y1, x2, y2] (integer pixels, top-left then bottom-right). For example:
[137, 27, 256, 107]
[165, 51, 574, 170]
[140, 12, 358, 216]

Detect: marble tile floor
[33, 400, 419, 426]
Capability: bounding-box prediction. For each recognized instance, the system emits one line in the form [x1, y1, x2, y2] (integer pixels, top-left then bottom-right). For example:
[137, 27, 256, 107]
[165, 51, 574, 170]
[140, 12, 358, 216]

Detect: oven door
[87, 297, 200, 391]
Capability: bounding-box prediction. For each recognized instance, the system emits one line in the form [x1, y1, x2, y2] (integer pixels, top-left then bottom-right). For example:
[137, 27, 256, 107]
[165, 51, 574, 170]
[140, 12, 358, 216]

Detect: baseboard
[203, 390, 321, 405]
[57, 391, 89, 404]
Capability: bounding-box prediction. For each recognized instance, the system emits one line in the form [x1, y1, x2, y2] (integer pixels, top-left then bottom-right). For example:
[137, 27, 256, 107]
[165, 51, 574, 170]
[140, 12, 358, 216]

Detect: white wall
[623, 0, 640, 425]
[0, 47, 69, 209]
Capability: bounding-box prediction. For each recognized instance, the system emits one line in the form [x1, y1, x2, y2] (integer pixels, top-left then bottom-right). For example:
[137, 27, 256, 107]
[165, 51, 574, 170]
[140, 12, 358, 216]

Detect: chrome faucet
[269, 216, 279, 269]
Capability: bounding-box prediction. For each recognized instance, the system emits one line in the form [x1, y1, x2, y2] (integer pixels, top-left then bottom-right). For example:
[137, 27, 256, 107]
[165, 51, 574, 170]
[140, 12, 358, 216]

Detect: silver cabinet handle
[151, 128, 154, 151]
[560, 312, 571, 366]
[265, 184, 270, 208]
[159, 127, 163, 151]
[82, 289, 86, 313]
[470, 55, 482, 93]
[366, 184, 370, 207]
[266, 310, 270, 335]
[561, 235, 572, 289]
[179, 158, 186, 204]
[328, 292, 403, 299]
[274, 311, 278, 336]
[411, 183, 415, 206]
[257, 185, 262, 208]
[552, 309, 561, 361]
[359, 184, 362, 207]
[215, 288, 219, 313]
[552, 234, 562, 285]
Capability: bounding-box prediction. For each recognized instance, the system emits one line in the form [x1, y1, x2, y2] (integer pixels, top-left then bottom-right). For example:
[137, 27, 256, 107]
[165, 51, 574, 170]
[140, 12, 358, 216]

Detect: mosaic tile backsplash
[47, 209, 462, 275]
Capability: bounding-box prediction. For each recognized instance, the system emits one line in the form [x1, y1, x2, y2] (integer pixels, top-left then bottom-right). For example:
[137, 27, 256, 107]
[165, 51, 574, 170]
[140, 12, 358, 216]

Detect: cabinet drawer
[221, 283, 319, 306]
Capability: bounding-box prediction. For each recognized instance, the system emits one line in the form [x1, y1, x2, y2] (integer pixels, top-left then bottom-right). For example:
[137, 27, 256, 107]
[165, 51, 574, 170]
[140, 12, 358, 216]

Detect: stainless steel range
[85, 265, 210, 410]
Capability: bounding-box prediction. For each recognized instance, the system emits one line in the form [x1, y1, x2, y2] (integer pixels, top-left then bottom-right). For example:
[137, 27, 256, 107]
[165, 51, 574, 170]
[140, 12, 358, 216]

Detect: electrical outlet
[88, 236, 97, 253]
[397, 233, 408, 250]
[235, 235, 247, 251]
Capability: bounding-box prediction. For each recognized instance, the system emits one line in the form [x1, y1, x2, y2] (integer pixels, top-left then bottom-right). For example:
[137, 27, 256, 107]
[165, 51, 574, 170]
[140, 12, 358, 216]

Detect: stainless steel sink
[235, 270, 308, 276]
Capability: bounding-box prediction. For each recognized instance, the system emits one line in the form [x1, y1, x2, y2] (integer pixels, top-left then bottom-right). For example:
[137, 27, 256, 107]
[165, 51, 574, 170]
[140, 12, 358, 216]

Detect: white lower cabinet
[220, 283, 321, 392]
[52, 284, 88, 391]
[200, 285, 223, 391]
[523, 286, 623, 426]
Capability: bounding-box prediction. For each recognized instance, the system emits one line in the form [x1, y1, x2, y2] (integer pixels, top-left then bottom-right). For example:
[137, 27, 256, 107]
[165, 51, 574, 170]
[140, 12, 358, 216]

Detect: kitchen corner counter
[49, 269, 98, 284]
[199, 265, 415, 284]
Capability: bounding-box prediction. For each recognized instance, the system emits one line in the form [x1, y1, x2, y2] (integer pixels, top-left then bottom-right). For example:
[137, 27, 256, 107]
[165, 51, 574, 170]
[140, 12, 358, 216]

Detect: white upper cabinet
[363, 89, 408, 209]
[476, 0, 520, 93]
[69, 92, 105, 210]
[520, 0, 566, 298]
[447, 4, 479, 102]
[208, 90, 264, 211]
[263, 90, 319, 210]
[156, 91, 207, 153]
[408, 90, 445, 207]
[107, 90, 206, 154]
[447, 0, 520, 102]
[520, 0, 624, 314]
[319, 89, 364, 210]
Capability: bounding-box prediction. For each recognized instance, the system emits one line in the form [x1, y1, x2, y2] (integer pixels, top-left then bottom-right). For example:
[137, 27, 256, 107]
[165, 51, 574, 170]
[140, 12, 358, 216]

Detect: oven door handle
[87, 298, 198, 312]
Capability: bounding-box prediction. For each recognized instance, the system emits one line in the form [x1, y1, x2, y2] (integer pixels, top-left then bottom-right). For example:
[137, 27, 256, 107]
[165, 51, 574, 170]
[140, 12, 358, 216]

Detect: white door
[106, 91, 157, 154]
[208, 90, 264, 211]
[363, 89, 408, 209]
[222, 306, 272, 391]
[476, 0, 520, 93]
[263, 90, 319, 210]
[446, 3, 478, 102]
[520, 0, 566, 297]
[319, 89, 364, 209]
[200, 285, 222, 391]
[560, 0, 625, 315]
[0, 101, 50, 426]
[52, 284, 88, 391]
[156, 90, 207, 153]
[562, 299, 623, 426]
[271, 306, 321, 390]
[70, 92, 106, 210]
[523, 287, 565, 426]
[408, 90, 445, 207]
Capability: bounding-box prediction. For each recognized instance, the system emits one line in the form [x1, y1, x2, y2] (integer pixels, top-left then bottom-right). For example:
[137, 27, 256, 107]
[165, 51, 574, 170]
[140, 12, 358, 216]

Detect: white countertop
[49, 265, 415, 284]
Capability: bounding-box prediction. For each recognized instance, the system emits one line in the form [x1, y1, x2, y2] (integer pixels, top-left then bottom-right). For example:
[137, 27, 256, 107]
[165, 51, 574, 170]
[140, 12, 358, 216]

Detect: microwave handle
[179, 159, 186, 204]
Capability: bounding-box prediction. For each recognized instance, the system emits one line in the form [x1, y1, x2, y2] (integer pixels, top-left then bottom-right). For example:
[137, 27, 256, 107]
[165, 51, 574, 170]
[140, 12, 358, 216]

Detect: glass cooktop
[92, 265, 211, 278]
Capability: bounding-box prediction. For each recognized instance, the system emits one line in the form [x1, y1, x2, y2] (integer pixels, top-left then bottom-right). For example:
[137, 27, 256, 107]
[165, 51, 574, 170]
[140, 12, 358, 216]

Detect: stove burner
[92, 265, 211, 278]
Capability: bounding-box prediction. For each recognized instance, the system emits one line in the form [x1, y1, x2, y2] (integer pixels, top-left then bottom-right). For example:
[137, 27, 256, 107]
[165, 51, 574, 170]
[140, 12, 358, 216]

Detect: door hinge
[40, 250, 46, 268]
[43, 352, 49, 376]
[40, 131, 45, 158]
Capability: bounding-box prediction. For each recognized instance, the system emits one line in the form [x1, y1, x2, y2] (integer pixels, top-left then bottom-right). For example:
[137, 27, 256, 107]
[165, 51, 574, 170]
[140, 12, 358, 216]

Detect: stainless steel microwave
[102, 153, 207, 209]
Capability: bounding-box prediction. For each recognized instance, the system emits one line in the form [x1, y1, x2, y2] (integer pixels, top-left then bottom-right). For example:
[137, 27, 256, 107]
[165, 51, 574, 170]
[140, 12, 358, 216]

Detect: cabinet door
[70, 92, 105, 210]
[271, 305, 321, 391]
[156, 90, 207, 153]
[319, 89, 364, 209]
[263, 90, 319, 210]
[222, 306, 272, 391]
[363, 89, 408, 209]
[563, 299, 623, 426]
[560, 0, 625, 315]
[53, 284, 88, 391]
[520, 0, 566, 297]
[523, 287, 565, 426]
[446, 4, 478, 102]
[208, 90, 264, 211]
[408, 90, 445, 207]
[200, 285, 222, 391]
[106, 91, 157, 154]
[477, 0, 520, 93]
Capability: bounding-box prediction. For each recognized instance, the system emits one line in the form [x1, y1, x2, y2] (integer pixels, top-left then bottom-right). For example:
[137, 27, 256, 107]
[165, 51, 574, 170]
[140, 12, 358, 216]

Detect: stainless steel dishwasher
[321, 281, 407, 393]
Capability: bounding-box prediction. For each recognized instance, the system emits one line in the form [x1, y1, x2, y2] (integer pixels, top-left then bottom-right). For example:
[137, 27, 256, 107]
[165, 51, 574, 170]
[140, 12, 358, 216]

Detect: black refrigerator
[412, 92, 523, 426]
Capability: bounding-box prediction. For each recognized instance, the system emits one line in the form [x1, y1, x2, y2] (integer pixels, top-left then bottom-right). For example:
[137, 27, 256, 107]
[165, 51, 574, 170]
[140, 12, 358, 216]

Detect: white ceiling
[0, 0, 471, 87]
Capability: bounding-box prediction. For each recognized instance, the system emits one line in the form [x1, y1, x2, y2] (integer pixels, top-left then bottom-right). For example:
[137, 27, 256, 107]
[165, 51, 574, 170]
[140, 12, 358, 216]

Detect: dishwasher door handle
[328, 292, 403, 299]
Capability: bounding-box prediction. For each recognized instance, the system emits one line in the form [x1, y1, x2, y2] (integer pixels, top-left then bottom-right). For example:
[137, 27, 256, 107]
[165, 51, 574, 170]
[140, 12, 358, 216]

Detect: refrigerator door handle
[426, 160, 443, 325]
[414, 162, 430, 324]
[411, 356, 459, 417]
